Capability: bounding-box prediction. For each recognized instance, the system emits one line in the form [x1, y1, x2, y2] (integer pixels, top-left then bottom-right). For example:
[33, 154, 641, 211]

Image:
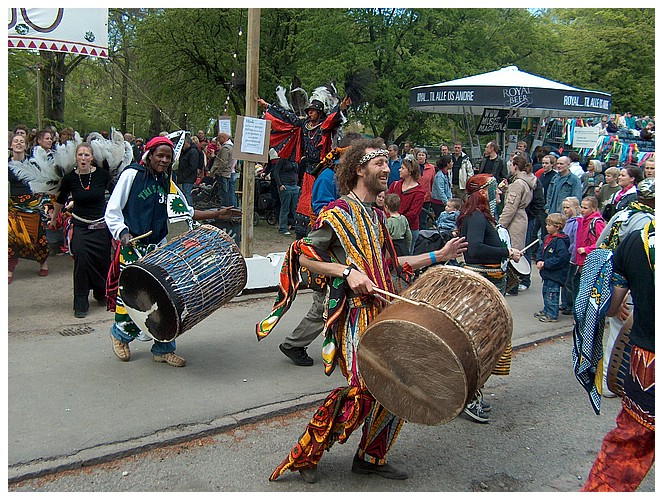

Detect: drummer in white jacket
[105, 135, 238, 367]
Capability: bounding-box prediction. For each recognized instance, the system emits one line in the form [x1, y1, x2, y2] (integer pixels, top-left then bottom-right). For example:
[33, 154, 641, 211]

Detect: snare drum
[119, 224, 247, 342]
[358, 265, 513, 425]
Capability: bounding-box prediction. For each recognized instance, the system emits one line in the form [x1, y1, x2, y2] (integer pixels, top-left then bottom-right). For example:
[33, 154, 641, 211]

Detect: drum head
[510, 257, 531, 275]
[119, 263, 181, 342]
[358, 302, 477, 426]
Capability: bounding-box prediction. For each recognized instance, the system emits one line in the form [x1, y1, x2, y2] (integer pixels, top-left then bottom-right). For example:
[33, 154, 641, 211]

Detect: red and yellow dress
[257, 196, 412, 479]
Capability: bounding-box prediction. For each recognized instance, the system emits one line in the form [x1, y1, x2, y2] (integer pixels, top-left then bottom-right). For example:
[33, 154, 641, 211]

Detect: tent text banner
[410, 66, 611, 118]
[8, 8, 109, 58]
[412, 86, 610, 116]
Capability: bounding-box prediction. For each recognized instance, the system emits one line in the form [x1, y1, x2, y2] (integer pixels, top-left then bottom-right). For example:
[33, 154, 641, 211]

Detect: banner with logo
[8, 8, 109, 58]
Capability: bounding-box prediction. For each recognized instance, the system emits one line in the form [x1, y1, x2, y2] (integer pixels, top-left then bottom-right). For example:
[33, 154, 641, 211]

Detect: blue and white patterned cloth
[572, 248, 614, 415]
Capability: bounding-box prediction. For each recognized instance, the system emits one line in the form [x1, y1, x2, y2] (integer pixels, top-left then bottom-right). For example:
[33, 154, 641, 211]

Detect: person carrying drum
[256, 138, 467, 483]
[105, 136, 239, 367]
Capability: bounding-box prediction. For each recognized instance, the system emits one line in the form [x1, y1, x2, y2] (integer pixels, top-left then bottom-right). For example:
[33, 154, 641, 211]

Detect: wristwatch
[342, 265, 353, 280]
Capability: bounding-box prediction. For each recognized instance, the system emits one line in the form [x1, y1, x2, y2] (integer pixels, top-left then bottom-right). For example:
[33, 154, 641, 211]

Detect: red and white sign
[8, 8, 108, 58]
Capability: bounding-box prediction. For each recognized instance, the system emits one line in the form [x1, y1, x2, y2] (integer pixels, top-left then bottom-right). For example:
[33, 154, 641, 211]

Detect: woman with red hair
[457, 173, 522, 423]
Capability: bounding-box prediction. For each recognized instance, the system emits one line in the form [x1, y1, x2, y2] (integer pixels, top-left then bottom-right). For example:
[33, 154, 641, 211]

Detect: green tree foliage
[540, 8, 654, 115]
[7, 8, 654, 142]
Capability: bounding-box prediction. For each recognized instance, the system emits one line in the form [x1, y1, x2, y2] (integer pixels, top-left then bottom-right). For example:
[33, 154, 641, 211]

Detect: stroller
[254, 175, 278, 226]
[191, 176, 219, 210]
[412, 227, 459, 276]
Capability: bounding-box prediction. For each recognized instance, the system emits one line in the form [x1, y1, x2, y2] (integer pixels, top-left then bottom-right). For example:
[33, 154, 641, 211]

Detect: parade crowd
[8, 104, 654, 491]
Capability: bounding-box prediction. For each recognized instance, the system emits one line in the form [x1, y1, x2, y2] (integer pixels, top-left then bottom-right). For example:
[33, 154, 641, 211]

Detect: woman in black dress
[49, 142, 113, 318]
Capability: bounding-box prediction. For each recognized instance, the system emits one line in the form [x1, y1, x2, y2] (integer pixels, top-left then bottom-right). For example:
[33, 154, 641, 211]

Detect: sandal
[38, 268, 49, 277]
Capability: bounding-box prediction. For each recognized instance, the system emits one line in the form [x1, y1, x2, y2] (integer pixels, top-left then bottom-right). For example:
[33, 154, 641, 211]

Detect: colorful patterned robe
[256, 196, 412, 479]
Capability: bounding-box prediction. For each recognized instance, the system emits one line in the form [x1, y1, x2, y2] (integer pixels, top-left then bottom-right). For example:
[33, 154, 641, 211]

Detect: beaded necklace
[78, 168, 92, 191]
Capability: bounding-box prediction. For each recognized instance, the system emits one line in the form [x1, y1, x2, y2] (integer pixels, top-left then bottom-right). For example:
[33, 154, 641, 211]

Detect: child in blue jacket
[535, 213, 570, 322]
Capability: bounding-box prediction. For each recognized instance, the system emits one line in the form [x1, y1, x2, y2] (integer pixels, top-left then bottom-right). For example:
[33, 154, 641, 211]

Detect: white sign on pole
[573, 126, 600, 149]
[240, 117, 267, 156]
[218, 116, 232, 136]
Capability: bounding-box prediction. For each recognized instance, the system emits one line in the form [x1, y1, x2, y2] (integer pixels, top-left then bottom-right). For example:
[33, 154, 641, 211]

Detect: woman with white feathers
[48, 142, 113, 318]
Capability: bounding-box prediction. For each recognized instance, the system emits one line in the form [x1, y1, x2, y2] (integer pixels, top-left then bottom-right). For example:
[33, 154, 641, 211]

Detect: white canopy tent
[409, 66, 611, 156]
[410, 66, 611, 118]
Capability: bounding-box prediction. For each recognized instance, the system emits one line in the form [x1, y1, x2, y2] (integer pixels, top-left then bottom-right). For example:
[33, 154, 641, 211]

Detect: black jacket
[178, 145, 200, 184]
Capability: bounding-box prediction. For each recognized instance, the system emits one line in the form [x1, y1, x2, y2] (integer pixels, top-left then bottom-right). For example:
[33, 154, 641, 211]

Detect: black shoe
[279, 344, 314, 366]
[94, 296, 106, 306]
[463, 399, 490, 423]
[562, 309, 573, 316]
[298, 466, 318, 483]
[74, 310, 87, 318]
[351, 456, 408, 480]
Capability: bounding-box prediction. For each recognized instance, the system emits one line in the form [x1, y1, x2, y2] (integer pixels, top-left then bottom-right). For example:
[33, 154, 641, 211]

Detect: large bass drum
[119, 224, 247, 342]
[358, 265, 512, 425]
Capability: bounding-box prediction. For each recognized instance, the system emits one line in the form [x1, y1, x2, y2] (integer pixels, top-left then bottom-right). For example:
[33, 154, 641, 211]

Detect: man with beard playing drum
[256, 138, 467, 483]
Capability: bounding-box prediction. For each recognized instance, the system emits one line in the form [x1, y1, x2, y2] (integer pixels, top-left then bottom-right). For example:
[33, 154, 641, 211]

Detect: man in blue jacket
[545, 156, 583, 214]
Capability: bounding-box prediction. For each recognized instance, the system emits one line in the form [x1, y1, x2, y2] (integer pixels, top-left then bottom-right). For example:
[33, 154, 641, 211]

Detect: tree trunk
[39, 51, 87, 127]
[149, 105, 162, 138]
[40, 51, 66, 125]
[120, 58, 129, 133]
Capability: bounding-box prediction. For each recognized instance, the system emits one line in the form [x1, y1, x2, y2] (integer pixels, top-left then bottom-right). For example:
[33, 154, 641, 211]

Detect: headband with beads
[359, 149, 389, 165]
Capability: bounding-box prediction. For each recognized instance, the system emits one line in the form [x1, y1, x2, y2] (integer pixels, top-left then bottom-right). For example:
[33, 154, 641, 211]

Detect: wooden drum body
[358, 266, 512, 425]
[119, 224, 247, 342]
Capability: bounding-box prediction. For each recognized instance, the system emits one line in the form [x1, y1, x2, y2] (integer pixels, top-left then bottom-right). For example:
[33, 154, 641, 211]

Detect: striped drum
[119, 224, 247, 342]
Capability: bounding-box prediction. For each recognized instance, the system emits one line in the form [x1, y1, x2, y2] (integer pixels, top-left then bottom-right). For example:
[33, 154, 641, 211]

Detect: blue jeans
[181, 182, 194, 207]
[410, 229, 420, 254]
[217, 176, 232, 206]
[278, 184, 300, 232]
[542, 279, 561, 319]
[419, 202, 431, 229]
[110, 323, 176, 355]
[228, 172, 237, 207]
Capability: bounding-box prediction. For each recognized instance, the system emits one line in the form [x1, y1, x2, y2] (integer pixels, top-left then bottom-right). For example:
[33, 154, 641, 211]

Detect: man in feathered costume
[258, 83, 351, 238]
[256, 138, 467, 483]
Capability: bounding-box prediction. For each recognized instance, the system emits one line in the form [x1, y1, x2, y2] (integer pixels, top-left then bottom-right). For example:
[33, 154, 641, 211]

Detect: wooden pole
[36, 63, 43, 129]
[241, 8, 260, 257]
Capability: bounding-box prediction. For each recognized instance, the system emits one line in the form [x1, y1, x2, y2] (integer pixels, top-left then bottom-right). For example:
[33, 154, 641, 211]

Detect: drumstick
[372, 287, 422, 307]
[518, 239, 540, 253]
[128, 230, 153, 244]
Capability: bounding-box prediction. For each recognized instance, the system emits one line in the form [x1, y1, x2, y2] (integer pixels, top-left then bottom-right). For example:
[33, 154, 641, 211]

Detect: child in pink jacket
[571, 196, 606, 302]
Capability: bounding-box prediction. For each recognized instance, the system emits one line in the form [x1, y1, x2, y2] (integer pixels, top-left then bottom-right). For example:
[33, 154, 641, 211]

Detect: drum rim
[509, 258, 531, 275]
[119, 262, 182, 342]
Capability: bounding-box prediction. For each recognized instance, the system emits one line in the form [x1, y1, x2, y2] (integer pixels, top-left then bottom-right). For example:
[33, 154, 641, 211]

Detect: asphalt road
[6, 249, 655, 492]
[8, 336, 654, 492]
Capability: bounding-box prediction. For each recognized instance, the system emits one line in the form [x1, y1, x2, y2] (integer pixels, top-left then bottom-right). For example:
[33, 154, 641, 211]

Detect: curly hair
[335, 137, 386, 195]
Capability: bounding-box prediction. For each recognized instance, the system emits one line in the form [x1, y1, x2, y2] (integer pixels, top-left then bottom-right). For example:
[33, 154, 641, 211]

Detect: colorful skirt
[8, 195, 49, 263]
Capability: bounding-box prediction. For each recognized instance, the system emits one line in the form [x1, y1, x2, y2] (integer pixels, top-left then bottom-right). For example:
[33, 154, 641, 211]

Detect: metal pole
[240, 8, 260, 257]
